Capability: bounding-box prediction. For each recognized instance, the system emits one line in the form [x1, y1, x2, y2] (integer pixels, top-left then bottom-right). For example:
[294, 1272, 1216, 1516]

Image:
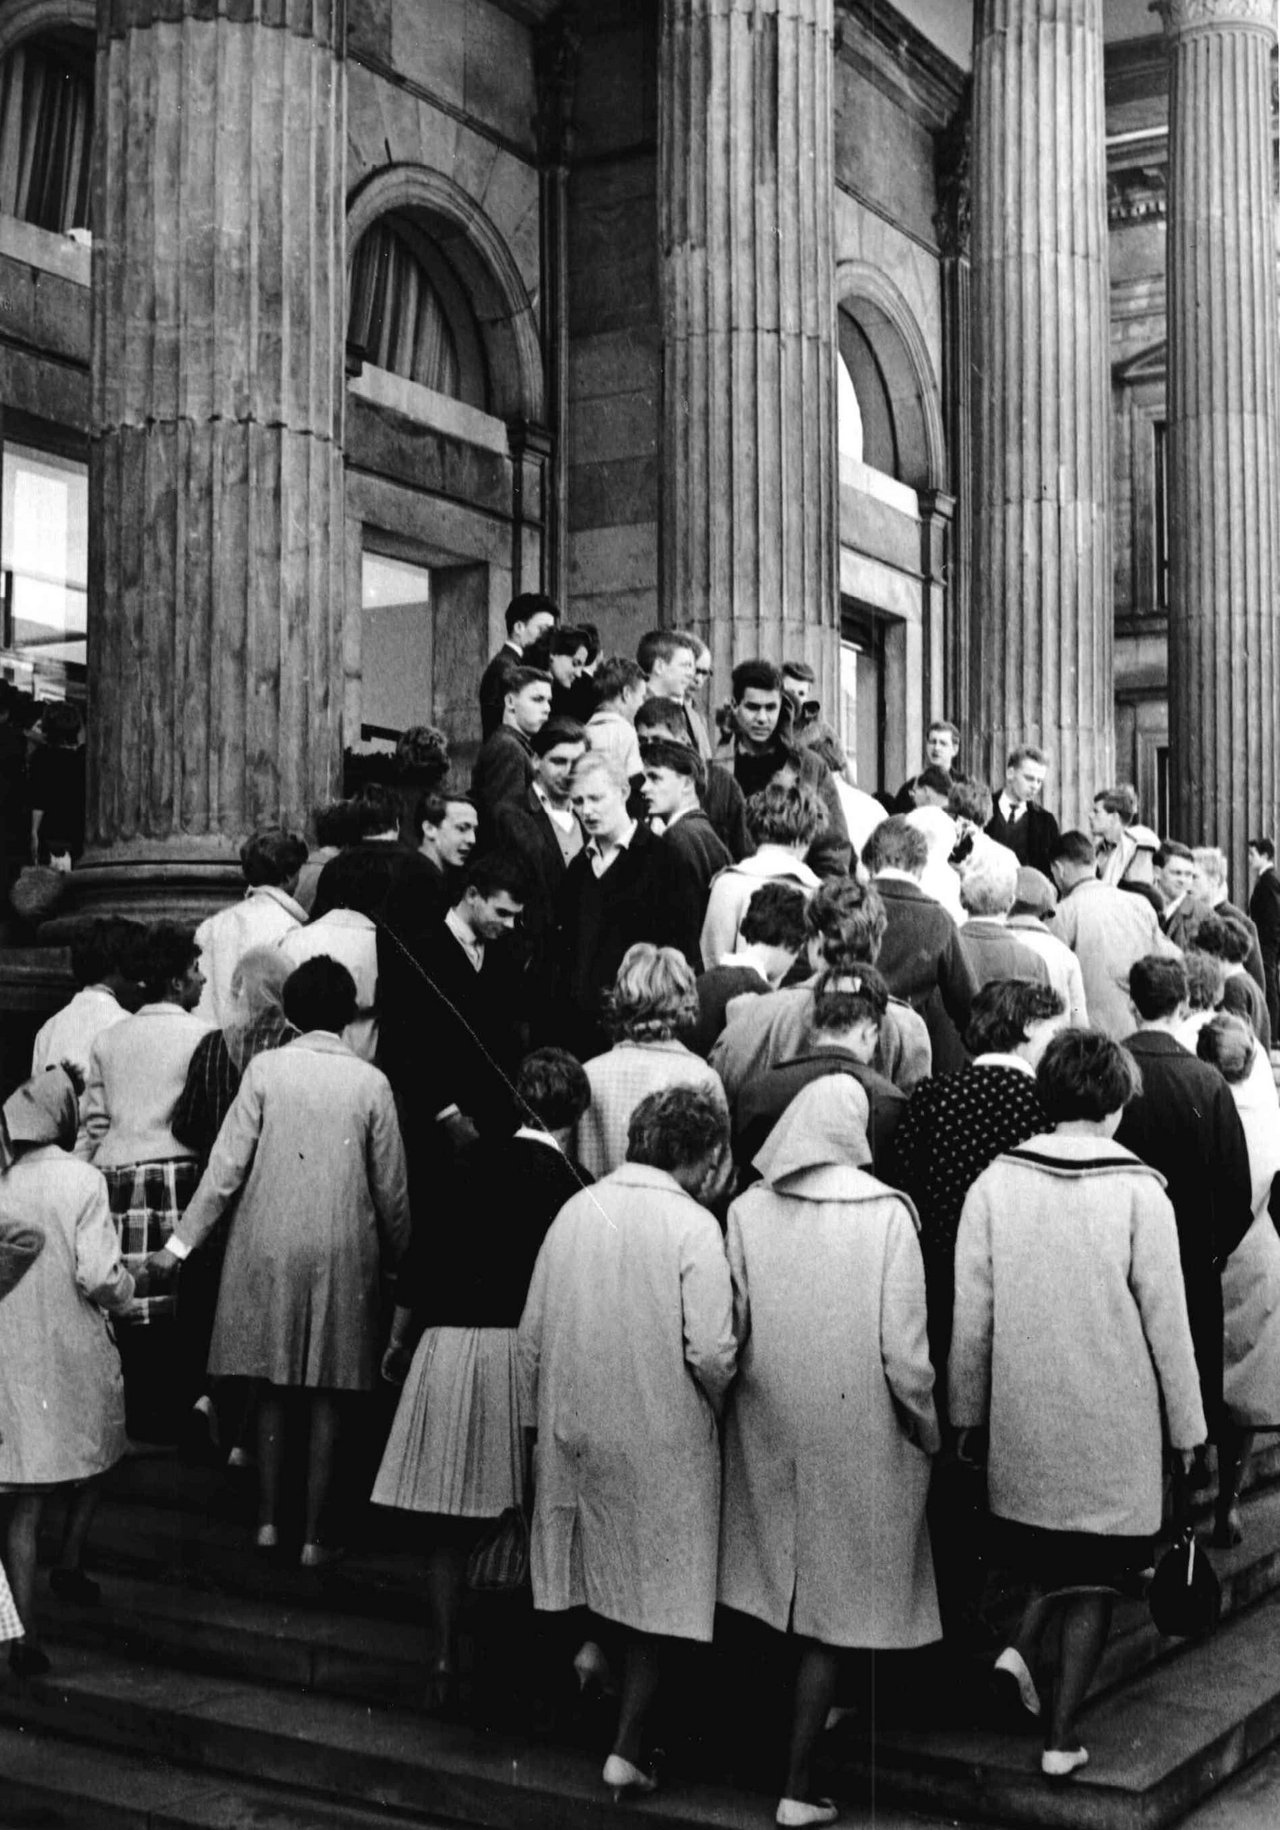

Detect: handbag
[465, 1506, 530, 1594]
[1149, 1520, 1221, 1639]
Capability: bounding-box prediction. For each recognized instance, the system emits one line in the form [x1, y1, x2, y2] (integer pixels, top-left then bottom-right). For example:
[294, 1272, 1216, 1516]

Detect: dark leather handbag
[1149, 1522, 1221, 1638]
[465, 1506, 530, 1594]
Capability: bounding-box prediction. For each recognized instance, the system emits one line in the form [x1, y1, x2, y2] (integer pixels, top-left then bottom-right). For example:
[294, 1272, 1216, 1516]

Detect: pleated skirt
[371, 1325, 523, 1519]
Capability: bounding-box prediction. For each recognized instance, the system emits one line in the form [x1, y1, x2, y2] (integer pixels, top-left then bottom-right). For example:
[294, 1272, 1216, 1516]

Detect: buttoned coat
[709, 981, 932, 1100]
[517, 1163, 736, 1640]
[719, 1166, 940, 1648]
[1049, 877, 1178, 1039]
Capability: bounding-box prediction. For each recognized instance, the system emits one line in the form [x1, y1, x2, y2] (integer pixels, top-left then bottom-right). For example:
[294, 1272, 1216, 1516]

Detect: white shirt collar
[973, 1052, 1035, 1077]
[444, 905, 484, 970]
[586, 819, 637, 874]
[663, 802, 699, 830]
[533, 781, 577, 832]
[514, 1125, 564, 1152]
[999, 793, 1025, 822]
[874, 867, 923, 888]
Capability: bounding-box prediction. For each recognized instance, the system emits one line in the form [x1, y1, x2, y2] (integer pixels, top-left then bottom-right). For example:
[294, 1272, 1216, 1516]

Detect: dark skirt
[990, 1517, 1152, 1593]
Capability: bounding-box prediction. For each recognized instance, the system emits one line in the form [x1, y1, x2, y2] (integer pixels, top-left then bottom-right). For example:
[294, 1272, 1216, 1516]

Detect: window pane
[360, 551, 433, 740]
[3, 442, 88, 664]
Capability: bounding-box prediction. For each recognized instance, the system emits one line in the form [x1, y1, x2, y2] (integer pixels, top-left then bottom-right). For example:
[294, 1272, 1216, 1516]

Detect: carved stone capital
[1152, 0, 1278, 39]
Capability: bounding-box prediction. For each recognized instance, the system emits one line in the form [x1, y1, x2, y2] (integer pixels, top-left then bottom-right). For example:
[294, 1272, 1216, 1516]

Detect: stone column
[969, 0, 1114, 830]
[659, 0, 838, 707]
[80, 0, 347, 919]
[1159, 0, 1280, 889]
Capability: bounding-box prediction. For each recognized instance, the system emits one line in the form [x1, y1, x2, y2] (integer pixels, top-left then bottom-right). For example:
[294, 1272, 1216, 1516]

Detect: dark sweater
[662, 808, 733, 906]
[732, 1049, 906, 1176]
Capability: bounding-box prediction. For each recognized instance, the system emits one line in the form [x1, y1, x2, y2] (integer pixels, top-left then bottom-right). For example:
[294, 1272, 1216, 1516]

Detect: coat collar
[286, 1031, 360, 1058]
[246, 883, 308, 924]
[1003, 1131, 1167, 1186]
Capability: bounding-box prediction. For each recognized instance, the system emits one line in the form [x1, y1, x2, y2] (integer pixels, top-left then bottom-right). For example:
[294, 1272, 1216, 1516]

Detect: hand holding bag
[1149, 1510, 1221, 1639]
[465, 1505, 530, 1594]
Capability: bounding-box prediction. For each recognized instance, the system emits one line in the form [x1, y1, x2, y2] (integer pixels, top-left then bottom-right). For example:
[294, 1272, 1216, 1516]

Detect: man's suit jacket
[478, 642, 522, 740]
[873, 874, 979, 1074]
[471, 725, 536, 841]
[1116, 1030, 1253, 1425]
[662, 808, 732, 906]
[492, 787, 580, 950]
[1250, 867, 1280, 1033]
[715, 737, 852, 878]
[394, 922, 525, 1136]
[984, 798, 1060, 877]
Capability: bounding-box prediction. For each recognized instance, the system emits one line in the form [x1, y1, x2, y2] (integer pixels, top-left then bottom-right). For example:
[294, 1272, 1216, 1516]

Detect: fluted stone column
[659, 0, 838, 705]
[1159, 0, 1280, 888]
[970, 0, 1113, 829]
[80, 0, 346, 918]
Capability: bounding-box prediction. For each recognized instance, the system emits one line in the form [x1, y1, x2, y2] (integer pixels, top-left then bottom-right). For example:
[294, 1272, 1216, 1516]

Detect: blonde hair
[606, 942, 698, 1042]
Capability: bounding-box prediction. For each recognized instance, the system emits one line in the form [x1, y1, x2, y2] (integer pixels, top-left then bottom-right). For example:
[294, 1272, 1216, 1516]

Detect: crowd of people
[3, 596, 1280, 1826]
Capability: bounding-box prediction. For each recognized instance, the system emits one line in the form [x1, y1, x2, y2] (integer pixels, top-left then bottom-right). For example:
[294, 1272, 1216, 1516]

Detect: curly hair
[627, 1084, 729, 1173]
[606, 943, 698, 1041]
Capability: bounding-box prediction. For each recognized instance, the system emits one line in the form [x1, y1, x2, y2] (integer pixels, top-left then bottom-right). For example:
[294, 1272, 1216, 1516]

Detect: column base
[39, 840, 243, 941]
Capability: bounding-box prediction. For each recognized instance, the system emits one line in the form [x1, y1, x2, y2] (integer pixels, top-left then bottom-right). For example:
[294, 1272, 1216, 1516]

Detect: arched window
[347, 214, 488, 409]
[838, 308, 899, 479]
[0, 29, 94, 233]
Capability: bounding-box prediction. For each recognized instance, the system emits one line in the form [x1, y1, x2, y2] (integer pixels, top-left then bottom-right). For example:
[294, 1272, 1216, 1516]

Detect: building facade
[0, 0, 1275, 914]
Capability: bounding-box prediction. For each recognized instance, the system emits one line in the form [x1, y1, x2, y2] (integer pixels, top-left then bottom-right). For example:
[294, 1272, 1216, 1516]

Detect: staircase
[5, 1444, 1280, 1830]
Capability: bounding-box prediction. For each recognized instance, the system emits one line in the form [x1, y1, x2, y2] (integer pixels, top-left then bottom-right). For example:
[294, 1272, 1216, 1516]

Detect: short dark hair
[577, 622, 602, 665]
[1196, 1012, 1255, 1085]
[633, 696, 686, 738]
[739, 880, 809, 952]
[781, 659, 815, 683]
[1094, 785, 1139, 823]
[351, 786, 400, 836]
[916, 764, 953, 797]
[533, 717, 588, 758]
[515, 1047, 591, 1130]
[1036, 1029, 1142, 1122]
[809, 966, 889, 1036]
[1193, 912, 1253, 966]
[141, 922, 200, 999]
[1008, 745, 1049, 771]
[548, 625, 590, 658]
[1050, 830, 1097, 870]
[627, 1083, 729, 1173]
[311, 845, 390, 919]
[746, 782, 827, 848]
[282, 956, 357, 1033]
[69, 917, 141, 989]
[506, 593, 558, 636]
[863, 815, 928, 877]
[1129, 955, 1189, 1021]
[505, 665, 553, 698]
[731, 658, 783, 701]
[40, 700, 81, 745]
[928, 719, 961, 746]
[460, 852, 529, 905]
[240, 826, 309, 887]
[1250, 836, 1276, 861]
[420, 791, 476, 830]
[949, 778, 993, 826]
[1155, 839, 1195, 868]
[1182, 950, 1225, 1012]
[641, 736, 702, 783]
[964, 979, 1064, 1057]
[637, 629, 696, 675]
[314, 799, 362, 849]
[806, 878, 887, 966]
[594, 657, 645, 704]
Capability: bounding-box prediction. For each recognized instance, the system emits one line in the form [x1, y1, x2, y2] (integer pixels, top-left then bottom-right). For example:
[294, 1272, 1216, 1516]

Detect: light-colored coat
[81, 1003, 211, 1166]
[517, 1163, 736, 1640]
[1007, 916, 1089, 1027]
[0, 1146, 132, 1486]
[950, 1134, 1207, 1538]
[710, 982, 932, 1100]
[578, 1041, 725, 1179]
[174, 1033, 410, 1390]
[195, 883, 307, 1027]
[277, 910, 379, 1061]
[719, 1168, 941, 1648]
[700, 851, 821, 969]
[1048, 878, 1178, 1039]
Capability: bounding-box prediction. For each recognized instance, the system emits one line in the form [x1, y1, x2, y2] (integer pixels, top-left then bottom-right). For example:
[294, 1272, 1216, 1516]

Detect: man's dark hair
[314, 799, 362, 850]
[739, 880, 809, 952]
[1129, 955, 1189, 1021]
[533, 717, 588, 758]
[239, 826, 309, 887]
[515, 1047, 591, 1131]
[505, 593, 558, 637]
[140, 922, 200, 1000]
[915, 764, 953, 797]
[627, 1083, 728, 1172]
[641, 736, 702, 783]
[637, 629, 696, 675]
[863, 815, 928, 877]
[1050, 829, 1098, 870]
[311, 845, 393, 920]
[1250, 836, 1276, 861]
[459, 852, 529, 905]
[594, 657, 645, 704]
[928, 719, 961, 746]
[1193, 912, 1254, 966]
[1036, 1029, 1142, 1123]
[351, 786, 400, 836]
[746, 782, 827, 848]
[548, 625, 590, 658]
[70, 917, 142, 989]
[949, 778, 993, 826]
[806, 878, 887, 966]
[505, 665, 553, 698]
[964, 979, 1064, 1058]
[634, 695, 686, 737]
[731, 658, 783, 701]
[419, 791, 476, 830]
[1155, 839, 1195, 868]
[809, 966, 889, 1036]
[1007, 744, 1049, 770]
[282, 956, 358, 1034]
[1094, 785, 1139, 823]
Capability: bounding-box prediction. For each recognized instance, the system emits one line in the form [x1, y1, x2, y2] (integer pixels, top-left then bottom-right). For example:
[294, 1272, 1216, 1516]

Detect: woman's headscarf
[2, 1065, 78, 1160]
[225, 946, 295, 1072]
[752, 1074, 872, 1193]
[905, 806, 964, 922]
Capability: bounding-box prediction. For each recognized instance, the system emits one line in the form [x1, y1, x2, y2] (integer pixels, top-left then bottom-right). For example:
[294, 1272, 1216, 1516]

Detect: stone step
[6, 1593, 1280, 1830]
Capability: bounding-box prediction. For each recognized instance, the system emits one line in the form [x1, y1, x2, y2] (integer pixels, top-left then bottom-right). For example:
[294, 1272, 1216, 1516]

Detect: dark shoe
[50, 1568, 101, 1607]
[1211, 1507, 1244, 1550]
[9, 1640, 51, 1678]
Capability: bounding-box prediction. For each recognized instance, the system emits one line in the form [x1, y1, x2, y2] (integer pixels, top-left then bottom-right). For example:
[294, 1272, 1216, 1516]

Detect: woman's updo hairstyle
[1195, 1011, 1256, 1086]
